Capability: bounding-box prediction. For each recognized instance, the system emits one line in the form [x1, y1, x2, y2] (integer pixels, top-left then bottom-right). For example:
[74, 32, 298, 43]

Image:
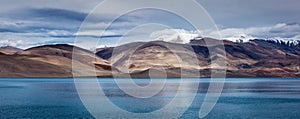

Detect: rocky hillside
[0, 46, 22, 55]
[0, 38, 299, 78]
[96, 38, 300, 78]
[0, 44, 112, 77]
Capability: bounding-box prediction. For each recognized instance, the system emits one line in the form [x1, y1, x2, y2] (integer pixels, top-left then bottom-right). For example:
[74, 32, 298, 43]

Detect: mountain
[0, 44, 113, 77]
[0, 38, 299, 78]
[0, 46, 22, 55]
[96, 38, 300, 78]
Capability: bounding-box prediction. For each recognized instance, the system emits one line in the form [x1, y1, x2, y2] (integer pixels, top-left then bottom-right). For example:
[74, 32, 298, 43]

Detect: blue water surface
[0, 78, 300, 118]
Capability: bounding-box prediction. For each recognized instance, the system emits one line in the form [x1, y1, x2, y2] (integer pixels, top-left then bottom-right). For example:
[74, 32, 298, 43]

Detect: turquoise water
[0, 78, 300, 118]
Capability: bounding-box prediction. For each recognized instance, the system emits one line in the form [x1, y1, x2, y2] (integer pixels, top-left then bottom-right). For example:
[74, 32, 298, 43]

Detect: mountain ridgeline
[96, 38, 300, 78]
[0, 38, 299, 78]
[0, 44, 112, 77]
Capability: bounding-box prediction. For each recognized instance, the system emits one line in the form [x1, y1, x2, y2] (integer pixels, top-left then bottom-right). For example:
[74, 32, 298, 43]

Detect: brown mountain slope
[0, 46, 22, 55]
[0, 52, 71, 77]
[97, 39, 300, 78]
[97, 41, 212, 77]
[1, 38, 299, 78]
[0, 44, 112, 77]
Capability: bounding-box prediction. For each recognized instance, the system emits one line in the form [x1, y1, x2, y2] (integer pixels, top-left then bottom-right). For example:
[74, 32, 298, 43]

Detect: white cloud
[0, 32, 74, 49]
[1, 23, 299, 50]
[75, 30, 118, 37]
[47, 30, 73, 37]
[216, 23, 300, 42]
[150, 23, 300, 44]
[0, 39, 23, 47]
[150, 29, 198, 43]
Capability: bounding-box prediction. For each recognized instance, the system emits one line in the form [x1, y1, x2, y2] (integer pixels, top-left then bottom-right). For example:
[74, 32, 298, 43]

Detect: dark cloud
[75, 34, 123, 38]
[28, 8, 88, 22]
[0, 28, 20, 33]
[100, 35, 123, 38]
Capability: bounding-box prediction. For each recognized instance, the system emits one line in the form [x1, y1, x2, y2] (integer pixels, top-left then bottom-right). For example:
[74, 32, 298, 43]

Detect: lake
[0, 78, 300, 118]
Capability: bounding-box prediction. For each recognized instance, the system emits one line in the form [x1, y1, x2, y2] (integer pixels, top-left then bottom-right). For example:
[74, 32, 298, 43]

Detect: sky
[0, 0, 299, 49]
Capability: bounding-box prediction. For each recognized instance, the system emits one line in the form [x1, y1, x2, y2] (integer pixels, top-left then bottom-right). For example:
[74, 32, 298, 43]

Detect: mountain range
[0, 38, 300, 78]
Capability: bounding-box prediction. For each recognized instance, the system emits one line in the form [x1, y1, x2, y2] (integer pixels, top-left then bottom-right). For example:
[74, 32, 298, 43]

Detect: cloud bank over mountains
[151, 23, 300, 44]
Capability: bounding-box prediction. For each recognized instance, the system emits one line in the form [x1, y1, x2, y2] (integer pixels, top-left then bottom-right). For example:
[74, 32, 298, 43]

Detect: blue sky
[0, 0, 299, 49]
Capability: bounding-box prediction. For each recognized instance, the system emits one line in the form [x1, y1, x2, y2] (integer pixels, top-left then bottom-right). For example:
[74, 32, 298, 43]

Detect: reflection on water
[0, 78, 300, 118]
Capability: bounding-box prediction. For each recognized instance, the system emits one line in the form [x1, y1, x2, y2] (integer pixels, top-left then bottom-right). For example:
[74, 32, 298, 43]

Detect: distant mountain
[0, 46, 22, 55]
[0, 37, 300, 78]
[0, 44, 113, 77]
[96, 38, 300, 78]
